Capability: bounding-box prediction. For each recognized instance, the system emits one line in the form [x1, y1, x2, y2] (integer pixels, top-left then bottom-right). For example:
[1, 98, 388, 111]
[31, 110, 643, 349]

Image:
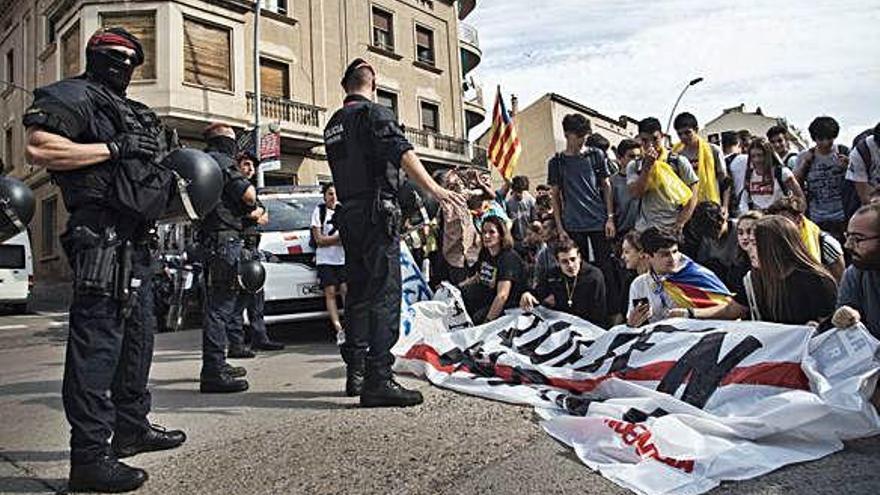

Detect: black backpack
[309, 204, 329, 249]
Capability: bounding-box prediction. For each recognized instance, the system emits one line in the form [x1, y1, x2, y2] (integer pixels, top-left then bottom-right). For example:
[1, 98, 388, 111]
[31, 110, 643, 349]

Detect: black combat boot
[112, 424, 187, 459]
[68, 456, 147, 493]
[253, 340, 285, 351]
[200, 372, 249, 393]
[222, 363, 247, 378]
[360, 378, 424, 408]
[227, 345, 256, 359]
[345, 366, 366, 397]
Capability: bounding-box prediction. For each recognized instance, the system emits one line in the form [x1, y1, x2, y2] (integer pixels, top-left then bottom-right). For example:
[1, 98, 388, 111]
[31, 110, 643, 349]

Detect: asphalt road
[1, 309, 879, 495]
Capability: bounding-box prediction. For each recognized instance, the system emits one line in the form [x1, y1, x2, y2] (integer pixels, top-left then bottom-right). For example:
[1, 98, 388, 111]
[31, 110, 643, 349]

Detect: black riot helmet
[238, 259, 266, 293]
[0, 176, 35, 243]
[160, 149, 224, 221]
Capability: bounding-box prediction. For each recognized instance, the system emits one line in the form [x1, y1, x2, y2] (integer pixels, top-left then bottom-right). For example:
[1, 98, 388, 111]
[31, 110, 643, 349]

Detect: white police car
[257, 186, 328, 323]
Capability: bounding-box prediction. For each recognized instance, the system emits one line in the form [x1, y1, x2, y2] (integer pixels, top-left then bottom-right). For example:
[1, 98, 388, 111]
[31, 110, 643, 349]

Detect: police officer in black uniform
[324, 59, 464, 407]
[236, 151, 285, 351]
[23, 28, 185, 492]
[198, 123, 262, 393]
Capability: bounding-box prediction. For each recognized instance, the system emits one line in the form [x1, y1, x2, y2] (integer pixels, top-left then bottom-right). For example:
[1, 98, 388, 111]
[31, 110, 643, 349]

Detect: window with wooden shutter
[415, 26, 434, 65]
[420, 101, 439, 133]
[259, 58, 289, 99]
[372, 7, 394, 52]
[183, 18, 232, 91]
[61, 21, 80, 78]
[101, 11, 157, 80]
[376, 89, 398, 119]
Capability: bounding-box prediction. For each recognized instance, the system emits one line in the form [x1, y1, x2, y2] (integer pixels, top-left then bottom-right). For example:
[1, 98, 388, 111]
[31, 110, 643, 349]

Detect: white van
[0, 230, 34, 313]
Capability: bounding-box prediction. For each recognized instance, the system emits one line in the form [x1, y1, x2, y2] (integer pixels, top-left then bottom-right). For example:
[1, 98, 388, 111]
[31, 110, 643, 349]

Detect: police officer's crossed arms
[23, 28, 184, 493]
[324, 58, 465, 408]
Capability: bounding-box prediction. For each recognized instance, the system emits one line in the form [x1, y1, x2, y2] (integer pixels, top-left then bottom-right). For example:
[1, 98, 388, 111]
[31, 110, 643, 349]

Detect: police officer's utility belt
[62, 225, 139, 317]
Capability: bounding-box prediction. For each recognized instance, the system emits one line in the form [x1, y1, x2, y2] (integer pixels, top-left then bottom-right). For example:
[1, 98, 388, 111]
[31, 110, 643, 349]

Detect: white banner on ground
[393, 300, 880, 495]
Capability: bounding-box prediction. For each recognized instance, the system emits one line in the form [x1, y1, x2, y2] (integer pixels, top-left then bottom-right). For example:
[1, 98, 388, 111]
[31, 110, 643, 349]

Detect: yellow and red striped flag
[487, 86, 522, 180]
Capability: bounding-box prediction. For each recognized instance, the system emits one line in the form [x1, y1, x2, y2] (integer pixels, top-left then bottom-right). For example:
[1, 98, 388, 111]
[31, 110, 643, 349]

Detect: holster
[373, 191, 401, 239]
[205, 232, 241, 292]
[62, 226, 130, 300]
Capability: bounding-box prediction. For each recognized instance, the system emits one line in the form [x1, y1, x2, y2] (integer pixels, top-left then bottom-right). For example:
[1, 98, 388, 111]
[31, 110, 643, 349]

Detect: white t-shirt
[847, 135, 880, 189]
[311, 204, 345, 266]
[730, 155, 795, 214]
[627, 272, 681, 325]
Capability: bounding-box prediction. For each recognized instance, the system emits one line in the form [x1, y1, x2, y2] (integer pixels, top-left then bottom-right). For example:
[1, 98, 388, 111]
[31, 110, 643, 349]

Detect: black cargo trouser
[336, 201, 401, 381]
[62, 241, 156, 465]
[201, 234, 245, 377]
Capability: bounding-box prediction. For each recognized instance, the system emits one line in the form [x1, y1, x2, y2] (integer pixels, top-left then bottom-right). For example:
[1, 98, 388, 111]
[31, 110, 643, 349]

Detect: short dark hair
[690, 201, 726, 239]
[482, 215, 515, 251]
[321, 182, 335, 194]
[638, 117, 662, 135]
[562, 114, 591, 136]
[586, 133, 610, 152]
[766, 125, 787, 140]
[554, 240, 580, 258]
[535, 183, 550, 192]
[673, 112, 698, 132]
[721, 131, 738, 148]
[617, 138, 640, 158]
[808, 116, 840, 140]
[639, 227, 679, 254]
[765, 196, 807, 217]
[511, 175, 529, 192]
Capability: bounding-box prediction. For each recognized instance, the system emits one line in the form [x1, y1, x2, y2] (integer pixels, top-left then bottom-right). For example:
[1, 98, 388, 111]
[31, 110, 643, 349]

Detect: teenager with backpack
[730, 138, 804, 216]
[794, 116, 851, 242]
[847, 122, 880, 206]
[311, 183, 347, 343]
[766, 125, 800, 170]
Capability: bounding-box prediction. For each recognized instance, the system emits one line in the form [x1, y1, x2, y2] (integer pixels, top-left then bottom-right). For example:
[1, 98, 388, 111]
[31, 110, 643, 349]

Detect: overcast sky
[468, 0, 880, 145]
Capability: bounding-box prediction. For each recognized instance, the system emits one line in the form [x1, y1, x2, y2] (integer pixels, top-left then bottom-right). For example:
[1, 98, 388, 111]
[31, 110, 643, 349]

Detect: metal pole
[664, 77, 704, 138]
[254, 0, 264, 188]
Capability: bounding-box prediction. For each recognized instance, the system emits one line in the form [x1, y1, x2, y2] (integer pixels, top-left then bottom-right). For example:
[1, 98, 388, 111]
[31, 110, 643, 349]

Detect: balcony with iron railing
[246, 92, 326, 143]
[459, 22, 482, 75]
[404, 127, 471, 165]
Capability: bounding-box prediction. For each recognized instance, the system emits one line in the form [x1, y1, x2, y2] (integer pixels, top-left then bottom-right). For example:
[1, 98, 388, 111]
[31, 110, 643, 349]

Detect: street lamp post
[254, 0, 264, 188]
[664, 77, 704, 137]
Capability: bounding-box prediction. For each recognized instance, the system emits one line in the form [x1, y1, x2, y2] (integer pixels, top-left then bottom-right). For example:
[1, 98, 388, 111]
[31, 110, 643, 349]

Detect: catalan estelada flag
[487, 86, 522, 180]
[660, 256, 733, 309]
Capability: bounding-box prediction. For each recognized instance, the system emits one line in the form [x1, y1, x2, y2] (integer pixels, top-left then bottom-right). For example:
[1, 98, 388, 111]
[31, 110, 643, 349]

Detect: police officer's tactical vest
[200, 151, 247, 233]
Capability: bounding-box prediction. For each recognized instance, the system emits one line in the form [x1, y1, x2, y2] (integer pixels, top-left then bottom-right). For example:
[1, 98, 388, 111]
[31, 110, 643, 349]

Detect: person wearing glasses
[833, 203, 880, 337]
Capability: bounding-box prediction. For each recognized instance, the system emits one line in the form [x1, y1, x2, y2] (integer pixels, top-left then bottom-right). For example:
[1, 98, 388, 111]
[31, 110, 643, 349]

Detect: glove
[108, 132, 160, 161]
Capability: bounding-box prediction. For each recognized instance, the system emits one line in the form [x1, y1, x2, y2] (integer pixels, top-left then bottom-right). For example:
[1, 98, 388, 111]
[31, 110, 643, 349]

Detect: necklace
[564, 273, 578, 307]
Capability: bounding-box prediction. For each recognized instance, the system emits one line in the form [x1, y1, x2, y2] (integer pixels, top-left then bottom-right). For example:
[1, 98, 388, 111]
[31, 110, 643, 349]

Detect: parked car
[0, 230, 34, 313]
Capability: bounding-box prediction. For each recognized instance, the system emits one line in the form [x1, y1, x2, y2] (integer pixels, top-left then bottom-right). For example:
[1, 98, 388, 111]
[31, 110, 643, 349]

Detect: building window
[61, 21, 80, 78]
[183, 18, 232, 91]
[46, 16, 56, 44]
[42, 197, 57, 257]
[420, 101, 439, 133]
[259, 58, 290, 99]
[101, 11, 157, 80]
[5, 49, 13, 85]
[3, 128, 12, 171]
[261, 0, 288, 15]
[376, 89, 398, 119]
[371, 7, 394, 52]
[415, 25, 434, 65]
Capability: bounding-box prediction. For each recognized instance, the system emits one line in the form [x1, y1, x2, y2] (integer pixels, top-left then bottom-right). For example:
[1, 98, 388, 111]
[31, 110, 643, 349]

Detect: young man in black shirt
[520, 240, 608, 327]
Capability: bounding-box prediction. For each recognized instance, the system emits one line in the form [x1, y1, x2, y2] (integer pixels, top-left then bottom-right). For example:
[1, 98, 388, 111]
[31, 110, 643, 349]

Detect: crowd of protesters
[315, 112, 880, 338]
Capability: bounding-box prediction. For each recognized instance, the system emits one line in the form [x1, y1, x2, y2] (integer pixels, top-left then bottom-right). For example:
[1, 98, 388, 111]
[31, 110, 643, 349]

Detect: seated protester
[627, 117, 699, 233]
[626, 228, 733, 327]
[613, 230, 648, 320]
[675, 216, 837, 326]
[532, 217, 560, 288]
[689, 201, 741, 289]
[521, 221, 545, 284]
[535, 194, 554, 221]
[435, 169, 480, 285]
[520, 241, 608, 327]
[535, 183, 552, 199]
[460, 216, 526, 324]
[730, 138, 805, 217]
[764, 196, 845, 282]
[847, 122, 880, 206]
[730, 210, 764, 295]
[833, 203, 880, 337]
[613, 139, 641, 238]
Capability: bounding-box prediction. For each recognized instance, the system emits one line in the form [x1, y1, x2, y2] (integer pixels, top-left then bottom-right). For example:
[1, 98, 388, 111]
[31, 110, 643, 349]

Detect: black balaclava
[207, 136, 238, 157]
[85, 28, 144, 96]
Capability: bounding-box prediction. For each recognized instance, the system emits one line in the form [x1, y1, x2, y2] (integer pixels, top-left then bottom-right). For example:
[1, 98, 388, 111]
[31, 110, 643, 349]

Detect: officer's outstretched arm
[400, 150, 465, 207]
[26, 127, 112, 171]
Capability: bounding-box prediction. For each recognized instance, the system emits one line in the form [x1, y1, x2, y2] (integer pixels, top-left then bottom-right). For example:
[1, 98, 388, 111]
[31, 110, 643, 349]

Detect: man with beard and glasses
[23, 28, 185, 492]
[833, 203, 880, 337]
